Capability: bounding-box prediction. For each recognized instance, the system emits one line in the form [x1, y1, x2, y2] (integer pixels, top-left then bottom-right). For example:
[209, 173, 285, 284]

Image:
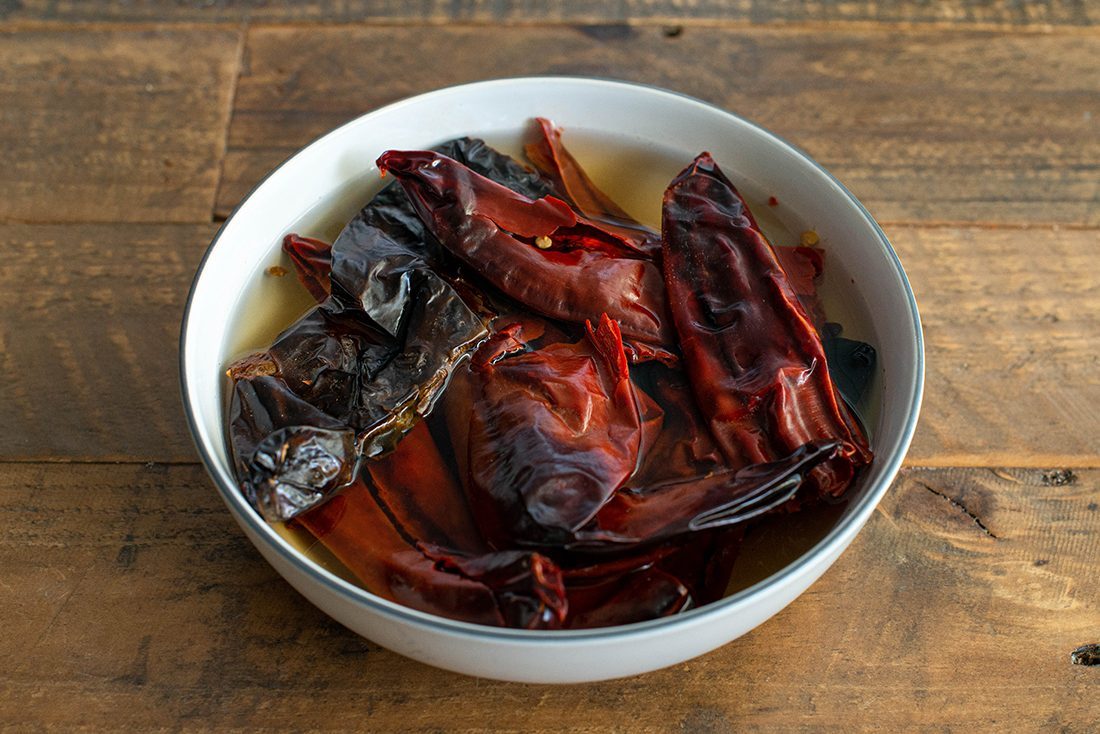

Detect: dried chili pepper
[328, 137, 557, 321]
[377, 149, 676, 362]
[525, 117, 661, 259]
[565, 566, 690, 628]
[418, 543, 568, 629]
[243, 307, 392, 424]
[296, 478, 567, 628]
[282, 233, 332, 303]
[526, 118, 636, 226]
[230, 295, 479, 465]
[822, 322, 877, 409]
[243, 139, 561, 497]
[775, 244, 825, 322]
[462, 315, 643, 548]
[567, 441, 840, 549]
[228, 374, 357, 522]
[628, 366, 724, 488]
[445, 136, 560, 200]
[661, 153, 871, 498]
[658, 526, 745, 607]
[365, 420, 486, 553]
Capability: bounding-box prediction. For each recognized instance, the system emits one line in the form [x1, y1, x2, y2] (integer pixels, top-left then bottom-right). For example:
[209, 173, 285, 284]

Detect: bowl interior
[182, 77, 922, 632]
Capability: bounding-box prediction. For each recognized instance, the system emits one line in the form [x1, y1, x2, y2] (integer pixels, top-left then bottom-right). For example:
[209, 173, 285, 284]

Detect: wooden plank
[0, 28, 241, 223]
[2, 223, 1097, 466]
[214, 149, 286, 221]
[215, 25, 1100, 226]
[896, 226, 1100, 467]
[0, 224, 215, 461]
[4, 0, 1097, 26]
[1, 462, 1096, 729]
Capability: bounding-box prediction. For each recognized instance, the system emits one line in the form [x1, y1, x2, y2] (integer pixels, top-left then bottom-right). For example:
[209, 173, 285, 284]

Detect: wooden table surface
[2, 2, 1098, 730]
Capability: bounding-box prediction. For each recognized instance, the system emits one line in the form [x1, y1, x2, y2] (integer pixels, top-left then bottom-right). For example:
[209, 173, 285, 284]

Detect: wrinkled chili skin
[463, 316, 643, 548]
[264, 307, 393, 424]
[229, 296, 482, 463]
[228, 374, 357, 522]
[377, 149, 676, 362]
[418, 543, 568, 629]
[661, 153, 871, 499]
[296, 478, 568, 629]
[328, 137, 558, 326]
[236, 147, 493, 493]
[567, 440, 840, 550]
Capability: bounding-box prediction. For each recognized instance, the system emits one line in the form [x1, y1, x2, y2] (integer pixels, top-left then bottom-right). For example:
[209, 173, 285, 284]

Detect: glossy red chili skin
[377, 149, 676, 362]
[463, 316, 643, 548]
[661, 152, 871, 499]
[296, 478, 568, 629]
[365, 420, 487, 554]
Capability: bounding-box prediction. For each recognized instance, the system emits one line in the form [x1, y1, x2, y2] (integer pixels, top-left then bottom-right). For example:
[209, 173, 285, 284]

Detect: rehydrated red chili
[661, 153, 871, 501]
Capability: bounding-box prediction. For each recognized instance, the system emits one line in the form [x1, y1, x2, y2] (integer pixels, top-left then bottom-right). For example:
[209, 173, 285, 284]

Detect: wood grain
[214, 25, 1100, 226]
[896, 226, 1100, 467]
[1, 462, 1096, 729]
[0, 225, 215, 461]
[1, 8, 1097, 732]
[4, 0, 1097, 26]
[2, 224, 1096, 466]
[0, 28, 241, 223]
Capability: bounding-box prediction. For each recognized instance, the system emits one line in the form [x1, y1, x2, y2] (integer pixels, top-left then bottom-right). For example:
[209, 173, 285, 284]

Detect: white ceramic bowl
[180, 77, 923, 683]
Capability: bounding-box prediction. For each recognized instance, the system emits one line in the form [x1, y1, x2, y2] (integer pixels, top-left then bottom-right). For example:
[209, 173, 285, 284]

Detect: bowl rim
[180, 75, 925, 642]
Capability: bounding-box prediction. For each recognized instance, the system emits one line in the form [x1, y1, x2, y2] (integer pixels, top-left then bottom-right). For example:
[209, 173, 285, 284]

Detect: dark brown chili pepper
[225, 293, 481, 518]
[228, 373, 357, 522]
[243, 307, 393, 425]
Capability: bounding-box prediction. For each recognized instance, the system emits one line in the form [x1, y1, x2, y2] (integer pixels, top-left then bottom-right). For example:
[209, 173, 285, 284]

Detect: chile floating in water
[225, 121, 876, 629]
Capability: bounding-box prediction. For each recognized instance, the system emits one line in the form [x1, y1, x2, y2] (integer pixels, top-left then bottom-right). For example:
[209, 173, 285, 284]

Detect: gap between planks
[209, 30, 248, 225]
